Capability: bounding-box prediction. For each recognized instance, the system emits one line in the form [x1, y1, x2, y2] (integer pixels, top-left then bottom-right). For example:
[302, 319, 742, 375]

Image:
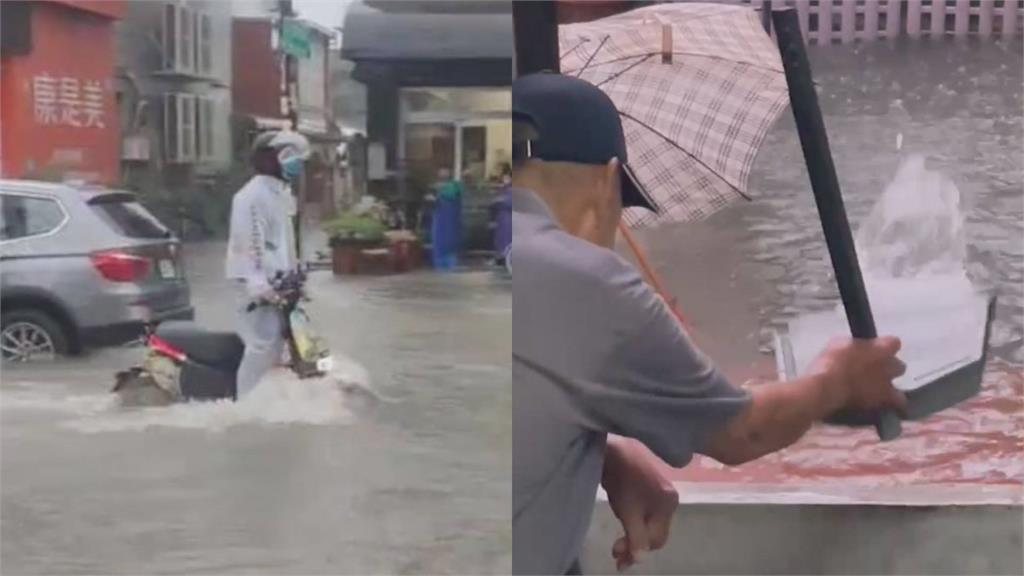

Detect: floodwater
[1, 243, 512, 574]
[629, 39, 1023, 499]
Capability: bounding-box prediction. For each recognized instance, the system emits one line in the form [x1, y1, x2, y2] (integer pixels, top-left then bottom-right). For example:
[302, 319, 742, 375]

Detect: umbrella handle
[618, 223, 690, 330]
[772, 9, 901, 442]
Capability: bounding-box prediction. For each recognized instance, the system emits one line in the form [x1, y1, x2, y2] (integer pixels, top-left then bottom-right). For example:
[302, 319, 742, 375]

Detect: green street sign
[281, 19, 311, 59]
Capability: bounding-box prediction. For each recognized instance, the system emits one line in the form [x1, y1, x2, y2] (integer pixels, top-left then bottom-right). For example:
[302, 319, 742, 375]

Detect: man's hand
[602, 437, 678, 572]
[810, 336, 908, 414]
[252, 289, 282, 308]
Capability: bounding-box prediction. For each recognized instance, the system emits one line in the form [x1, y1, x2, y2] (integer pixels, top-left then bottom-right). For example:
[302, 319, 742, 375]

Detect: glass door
[457, 123, 487, 187]
[404, 123, 456, 198]
[399, 88, 513, 250]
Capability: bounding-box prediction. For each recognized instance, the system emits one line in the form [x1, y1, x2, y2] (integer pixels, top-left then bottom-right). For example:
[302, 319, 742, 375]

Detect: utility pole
[278, 0, 302, 261]
[513, 1, 559, 76]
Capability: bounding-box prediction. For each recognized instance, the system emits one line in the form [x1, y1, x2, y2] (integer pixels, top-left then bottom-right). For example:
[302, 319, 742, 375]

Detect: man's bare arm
[701, 374, 843, 465]
[701, 337, 907, 466]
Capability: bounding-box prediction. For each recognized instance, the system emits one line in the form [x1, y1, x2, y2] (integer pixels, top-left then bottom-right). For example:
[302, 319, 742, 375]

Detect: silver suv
[1, 180, 194, 361]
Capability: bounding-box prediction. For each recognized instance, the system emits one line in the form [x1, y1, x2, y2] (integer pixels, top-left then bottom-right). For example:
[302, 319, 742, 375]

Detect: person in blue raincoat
[490, 166, 513, 267]
[430, 168, 463, 270]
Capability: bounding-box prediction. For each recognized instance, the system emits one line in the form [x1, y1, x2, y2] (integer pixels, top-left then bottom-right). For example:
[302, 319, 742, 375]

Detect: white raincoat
[225, 174, 297, 397]
[225, 174, 297, 298]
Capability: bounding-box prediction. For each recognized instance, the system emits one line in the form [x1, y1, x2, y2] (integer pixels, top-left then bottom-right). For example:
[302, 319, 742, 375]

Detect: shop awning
[341, 3, 513, 61]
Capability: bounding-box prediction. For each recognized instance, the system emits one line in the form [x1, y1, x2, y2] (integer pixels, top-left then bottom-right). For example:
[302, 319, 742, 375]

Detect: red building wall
[232, 19, 284, 120]
[557, 0, 641, 24]
[0, 1, 121, 184]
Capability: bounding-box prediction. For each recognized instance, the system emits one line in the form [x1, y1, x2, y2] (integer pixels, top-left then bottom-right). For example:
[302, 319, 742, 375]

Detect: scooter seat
[154, 321, 245, 371]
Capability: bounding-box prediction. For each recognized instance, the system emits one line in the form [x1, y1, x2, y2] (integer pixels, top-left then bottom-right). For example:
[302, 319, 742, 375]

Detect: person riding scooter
[225, 130, 311, 398]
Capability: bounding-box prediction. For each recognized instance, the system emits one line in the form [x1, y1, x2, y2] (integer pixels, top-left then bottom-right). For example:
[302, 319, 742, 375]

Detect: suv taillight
[90, 251, 150, 282]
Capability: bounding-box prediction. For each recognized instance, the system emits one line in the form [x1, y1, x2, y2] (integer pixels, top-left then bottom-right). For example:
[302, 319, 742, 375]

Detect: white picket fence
[738, 0, 1023, 44]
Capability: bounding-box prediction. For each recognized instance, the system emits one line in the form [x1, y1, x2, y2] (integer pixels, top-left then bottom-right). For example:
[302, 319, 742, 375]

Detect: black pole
[771, 9, 901, 441]
[279, 0, 302, 263]
[513, 0, 560, 76]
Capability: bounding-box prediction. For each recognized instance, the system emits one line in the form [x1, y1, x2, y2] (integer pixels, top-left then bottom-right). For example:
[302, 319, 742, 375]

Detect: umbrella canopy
[559, 3, 789, 227]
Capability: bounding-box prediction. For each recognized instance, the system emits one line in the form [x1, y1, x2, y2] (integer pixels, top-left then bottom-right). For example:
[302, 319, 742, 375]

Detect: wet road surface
[627, 39, 1023, 499]
[1, 243, 512, 574]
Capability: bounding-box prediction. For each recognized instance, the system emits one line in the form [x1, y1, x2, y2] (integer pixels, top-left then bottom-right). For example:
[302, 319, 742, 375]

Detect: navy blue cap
[512, 73, 657, 212]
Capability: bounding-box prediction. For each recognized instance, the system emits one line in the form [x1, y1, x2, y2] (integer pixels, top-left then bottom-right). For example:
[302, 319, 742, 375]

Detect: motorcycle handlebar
[236, 271, 308, 313]
[246, 282, 305, 313]
[246, 291, 299, 313]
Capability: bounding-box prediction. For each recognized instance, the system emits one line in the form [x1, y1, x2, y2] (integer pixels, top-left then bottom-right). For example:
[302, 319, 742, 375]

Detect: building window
[163, 3, 177, 70]
[163, 3, 210, 75]
[196, 12, 213, 76]
[178, 6, 194, 72]
[164, 93, 197, 163]
[196, 96, 216, 162]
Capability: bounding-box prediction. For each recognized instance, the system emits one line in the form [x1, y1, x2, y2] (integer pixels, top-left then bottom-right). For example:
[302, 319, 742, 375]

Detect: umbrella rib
[573, 34, 610, 78]
[593, 55, 656, 89]
[617, 110, 752, 202]
[565, 51, 780, 75]
[559, 39, 588, 62]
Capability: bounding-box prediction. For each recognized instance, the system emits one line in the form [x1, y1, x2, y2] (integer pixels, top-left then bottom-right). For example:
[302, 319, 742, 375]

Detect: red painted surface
[557, 0, 641, 25]
[232, 19, 284, 120]
[0, 1, 120, 184]
[657, 359, 1023, 499]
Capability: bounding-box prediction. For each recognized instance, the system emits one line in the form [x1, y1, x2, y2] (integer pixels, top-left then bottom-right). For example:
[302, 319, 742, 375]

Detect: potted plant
[324, 213, 387, 275]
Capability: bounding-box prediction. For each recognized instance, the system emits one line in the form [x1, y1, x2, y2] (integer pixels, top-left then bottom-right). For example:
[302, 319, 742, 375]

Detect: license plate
[316, 356, 334, 373]
[158, 259, 176, 279]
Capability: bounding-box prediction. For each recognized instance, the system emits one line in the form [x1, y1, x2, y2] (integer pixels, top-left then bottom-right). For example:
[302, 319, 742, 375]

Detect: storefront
[0, 1, 123, 185]
[399, 87, 511, 194]
[341, 1, 512, 251]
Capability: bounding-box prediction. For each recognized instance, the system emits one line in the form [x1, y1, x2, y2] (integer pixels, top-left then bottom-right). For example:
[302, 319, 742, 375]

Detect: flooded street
[630, 39, 1023, 496]
[1, 243, 512, 574]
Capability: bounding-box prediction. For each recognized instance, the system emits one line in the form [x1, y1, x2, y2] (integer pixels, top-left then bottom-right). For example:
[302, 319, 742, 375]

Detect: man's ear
[605, 158, 623, 202]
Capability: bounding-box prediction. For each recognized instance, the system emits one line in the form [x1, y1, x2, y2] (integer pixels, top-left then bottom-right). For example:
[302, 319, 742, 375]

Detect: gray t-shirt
[511, 188, 751, 575]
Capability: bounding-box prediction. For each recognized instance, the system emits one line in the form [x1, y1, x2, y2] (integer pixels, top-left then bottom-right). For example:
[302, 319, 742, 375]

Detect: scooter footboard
[179, 360, 237, 401]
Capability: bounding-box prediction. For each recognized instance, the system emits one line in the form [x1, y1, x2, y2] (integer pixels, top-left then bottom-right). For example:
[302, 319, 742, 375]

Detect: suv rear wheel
[1, 309, 69, 362]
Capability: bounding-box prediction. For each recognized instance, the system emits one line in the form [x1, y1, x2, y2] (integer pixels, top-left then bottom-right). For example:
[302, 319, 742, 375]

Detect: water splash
[856, 154, 969, 283]
[2, 353, 372, 434]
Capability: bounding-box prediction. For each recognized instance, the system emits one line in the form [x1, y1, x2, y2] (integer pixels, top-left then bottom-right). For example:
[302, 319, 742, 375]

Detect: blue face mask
[280, 157, 303, 181]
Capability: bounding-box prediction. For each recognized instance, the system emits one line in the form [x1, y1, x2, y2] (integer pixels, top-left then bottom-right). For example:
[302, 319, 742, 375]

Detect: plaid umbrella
[559, 2, 789, 227]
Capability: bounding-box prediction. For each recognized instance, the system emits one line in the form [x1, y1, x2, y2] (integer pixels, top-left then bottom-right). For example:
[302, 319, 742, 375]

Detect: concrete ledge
[583, 487, 1023, 575]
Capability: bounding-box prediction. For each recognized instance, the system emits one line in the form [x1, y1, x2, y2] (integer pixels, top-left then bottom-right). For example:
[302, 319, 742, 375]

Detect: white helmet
[251, 130, 311, 162]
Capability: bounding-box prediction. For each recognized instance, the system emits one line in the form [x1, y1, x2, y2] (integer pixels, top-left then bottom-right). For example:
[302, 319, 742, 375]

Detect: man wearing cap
[510, 73, 907, 575]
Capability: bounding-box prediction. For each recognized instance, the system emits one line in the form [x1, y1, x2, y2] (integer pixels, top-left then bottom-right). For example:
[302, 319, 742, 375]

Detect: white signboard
[368, 142, 387, 181]
[33, 74, 106, 128]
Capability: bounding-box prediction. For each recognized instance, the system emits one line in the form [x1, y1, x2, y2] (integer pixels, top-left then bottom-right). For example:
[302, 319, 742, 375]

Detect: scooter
[112, 270, 334, 407]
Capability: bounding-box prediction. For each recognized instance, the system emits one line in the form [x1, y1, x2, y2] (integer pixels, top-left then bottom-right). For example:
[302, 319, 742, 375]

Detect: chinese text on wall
[33, 74, 106, 128]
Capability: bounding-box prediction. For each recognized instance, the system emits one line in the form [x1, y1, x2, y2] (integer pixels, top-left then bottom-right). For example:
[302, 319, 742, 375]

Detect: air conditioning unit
[122, 135, 151, 161]
[164, 93, 196, 163]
